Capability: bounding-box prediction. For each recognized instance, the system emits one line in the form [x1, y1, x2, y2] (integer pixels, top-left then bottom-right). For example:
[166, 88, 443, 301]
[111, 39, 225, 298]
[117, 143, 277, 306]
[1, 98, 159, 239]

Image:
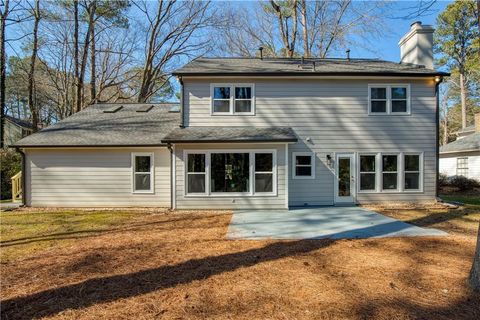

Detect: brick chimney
[399, 21, 434, 69]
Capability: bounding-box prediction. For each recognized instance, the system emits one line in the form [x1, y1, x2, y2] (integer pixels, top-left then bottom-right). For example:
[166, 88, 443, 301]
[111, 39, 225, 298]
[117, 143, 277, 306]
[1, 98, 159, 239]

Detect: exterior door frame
[334, 152, 356, 204]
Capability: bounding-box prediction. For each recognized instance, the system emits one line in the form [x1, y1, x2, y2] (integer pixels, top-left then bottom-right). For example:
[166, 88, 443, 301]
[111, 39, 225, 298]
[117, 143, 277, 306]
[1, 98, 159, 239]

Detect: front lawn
[440, 194, 480, 206]
[1, 207, 479, 319]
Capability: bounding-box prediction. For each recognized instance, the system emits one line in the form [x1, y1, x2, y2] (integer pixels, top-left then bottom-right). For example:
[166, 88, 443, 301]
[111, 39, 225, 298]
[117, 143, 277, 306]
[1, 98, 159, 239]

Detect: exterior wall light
[326, 154, 332, 166]
[435, 76, 442, 83]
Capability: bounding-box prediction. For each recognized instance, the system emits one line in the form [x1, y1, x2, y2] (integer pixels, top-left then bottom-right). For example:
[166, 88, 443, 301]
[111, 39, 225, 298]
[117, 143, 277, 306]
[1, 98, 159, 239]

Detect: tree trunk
[300, 0, 308, 58]
[459, 72, 467, 129]
[0, 0, 9, 148]
[89, 1, 96, 104]
[76, 3, 94, 112]
[73, 0, 80, 113]
[28, 0, 41, 132]
[469, 223, 480, 292]
[442, 118, 448, 145]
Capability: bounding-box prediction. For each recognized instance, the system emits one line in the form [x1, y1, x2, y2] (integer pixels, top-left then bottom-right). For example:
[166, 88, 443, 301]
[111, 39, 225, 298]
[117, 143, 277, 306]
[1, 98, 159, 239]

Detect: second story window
[211, 84, 254, 115]
[369, 84, 410, 115]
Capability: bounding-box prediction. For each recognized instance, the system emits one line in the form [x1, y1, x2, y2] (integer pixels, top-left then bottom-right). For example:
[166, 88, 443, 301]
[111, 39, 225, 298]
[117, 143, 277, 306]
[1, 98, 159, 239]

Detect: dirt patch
[1, 210, 479, 319]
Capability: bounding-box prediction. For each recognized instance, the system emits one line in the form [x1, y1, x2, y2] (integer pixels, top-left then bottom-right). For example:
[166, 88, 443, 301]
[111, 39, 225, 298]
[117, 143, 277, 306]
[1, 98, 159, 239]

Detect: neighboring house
[3, 115, 35, 147]
[13, 22, 449, 208]
[439, 113, 480, 181]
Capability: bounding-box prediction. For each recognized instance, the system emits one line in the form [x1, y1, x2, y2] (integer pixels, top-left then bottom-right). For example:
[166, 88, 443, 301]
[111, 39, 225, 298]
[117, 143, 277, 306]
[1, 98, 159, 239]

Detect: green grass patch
[0, 199, 13, 203]
[0, 210, 141, 262]
[440, 194, 480, 206]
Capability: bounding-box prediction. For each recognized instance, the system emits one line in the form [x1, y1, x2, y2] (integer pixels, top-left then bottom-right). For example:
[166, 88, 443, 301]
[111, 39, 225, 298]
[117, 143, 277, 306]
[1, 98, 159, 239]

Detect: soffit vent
[136, 105, 154, 113]
[103, 105, 123, 113]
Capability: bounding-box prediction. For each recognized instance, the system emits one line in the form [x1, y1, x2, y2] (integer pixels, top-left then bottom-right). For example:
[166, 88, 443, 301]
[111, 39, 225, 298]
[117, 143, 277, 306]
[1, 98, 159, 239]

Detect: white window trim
[185, 152, 208, 195]
[184, 149, 277, 197]
[403, 152, 424, 192]
[131, 152, 154, 194]
[368, 84, 411, 116]
[357, 152, 424, 194]
[210, 83, 255, 116]
[358, 153, 377, 192]
[292, 152, 316, 179]
[456, 157, 468, 177]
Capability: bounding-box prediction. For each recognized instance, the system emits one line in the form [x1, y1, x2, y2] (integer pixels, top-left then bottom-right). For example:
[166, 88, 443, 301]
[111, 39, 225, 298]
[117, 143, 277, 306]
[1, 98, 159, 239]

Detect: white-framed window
[186, 153, 207, 194]
[368, 84, 410, 115]
[404, 154, 421, 190]
[359, 154, 376, 191]
[132, 153, 154, 193]
[211, 83, 255, 115]
[381, 154, 399, 191]
[292, 152, 315, 179]
[184, 149, 276, 196]
[456, 157, 468, 177]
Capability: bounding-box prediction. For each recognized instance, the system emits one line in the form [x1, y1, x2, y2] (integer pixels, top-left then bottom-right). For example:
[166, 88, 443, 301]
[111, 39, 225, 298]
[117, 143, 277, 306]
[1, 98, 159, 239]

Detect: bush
[447, 175, 480, 191]
[438, 173, 449, 188]
[0, 149, 22, 200]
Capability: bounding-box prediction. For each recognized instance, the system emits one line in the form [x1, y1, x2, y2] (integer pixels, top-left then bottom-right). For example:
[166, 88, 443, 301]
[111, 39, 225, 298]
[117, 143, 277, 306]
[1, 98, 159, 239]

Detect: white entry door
[334, 153, 356, 204]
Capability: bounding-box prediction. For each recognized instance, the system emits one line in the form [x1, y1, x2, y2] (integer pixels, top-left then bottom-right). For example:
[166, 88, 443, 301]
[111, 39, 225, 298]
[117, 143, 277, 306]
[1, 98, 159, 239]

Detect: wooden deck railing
[11, 171, 22, 202]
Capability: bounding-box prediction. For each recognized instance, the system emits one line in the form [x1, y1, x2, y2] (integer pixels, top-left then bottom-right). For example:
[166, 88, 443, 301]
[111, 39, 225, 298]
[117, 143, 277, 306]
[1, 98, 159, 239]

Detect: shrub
[438, 173, 449, 188]
[0, 149, 22, 200]
[447, 175, 480, 191]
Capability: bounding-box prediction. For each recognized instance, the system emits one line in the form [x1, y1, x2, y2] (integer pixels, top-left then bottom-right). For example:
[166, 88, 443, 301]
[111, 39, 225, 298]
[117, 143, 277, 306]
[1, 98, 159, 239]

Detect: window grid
[359, 155, 376, 191]
[211, 84, 254, 115]
[132, 153, 154, 194]
[381, 154, 399, 191]
[368, 84, 410, 115]
[292, 152, 315, 179]
[404, 154, 421, 190]
[456, 157, 468, 177]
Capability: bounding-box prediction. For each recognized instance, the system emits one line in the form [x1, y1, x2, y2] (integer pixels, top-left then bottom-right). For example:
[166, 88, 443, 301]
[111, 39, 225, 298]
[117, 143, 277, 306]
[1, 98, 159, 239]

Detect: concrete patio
[227, 206, 448, 240]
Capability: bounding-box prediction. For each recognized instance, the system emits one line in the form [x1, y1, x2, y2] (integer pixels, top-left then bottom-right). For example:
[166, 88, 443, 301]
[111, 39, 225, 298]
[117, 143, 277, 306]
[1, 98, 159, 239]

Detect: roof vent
[103, 105, 123, 113]
[136, 105, 154, 113]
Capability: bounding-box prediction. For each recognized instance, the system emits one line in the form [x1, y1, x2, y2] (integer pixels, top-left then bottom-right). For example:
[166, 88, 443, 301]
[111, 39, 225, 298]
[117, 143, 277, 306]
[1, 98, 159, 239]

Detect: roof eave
[161, 138, 298, 144]
[172, 71, 450, 77]
[11, 143, 169, 148]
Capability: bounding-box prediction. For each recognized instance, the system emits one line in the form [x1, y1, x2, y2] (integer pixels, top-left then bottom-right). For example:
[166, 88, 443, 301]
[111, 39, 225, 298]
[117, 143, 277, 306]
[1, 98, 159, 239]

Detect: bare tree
[27, 0, 40, 132]
[0, 0, 10, 147]
[73, 0, 79, 113]
[269, 0, 298, 58]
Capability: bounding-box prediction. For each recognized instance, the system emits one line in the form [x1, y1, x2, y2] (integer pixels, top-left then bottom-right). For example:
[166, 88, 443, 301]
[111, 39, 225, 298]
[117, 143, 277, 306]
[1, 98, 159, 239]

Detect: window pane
[255, 153, 273, 172]
[392, 100, 407, 113]
[188, 174, 205, 193]
[255, 173, 273, 192]
[338, 158, 351, 196]
[371, 88, 386, 99]
[213, 100, 230, 113]
[135, 174, 150, 191]
[188, 154, 205, 173]
[296, 155, 311, 165]
[382, 173, 397, 190]
[135, 156, 150, 173]
[360, 155, 375, 172]
[405, 173, 419, 190]
[234, 100, 252, 113]
[360, 173, 376, 190]
[210, 153, 250, 192]
[391, 87, 407, 99]
[214, 87, 230, 99]
[371, 101, 387, 113]
[296, 166, 312, 176]
[405, 155, 419, 171]
[235, 87, 251, 99]
[382, 155, 397, 172]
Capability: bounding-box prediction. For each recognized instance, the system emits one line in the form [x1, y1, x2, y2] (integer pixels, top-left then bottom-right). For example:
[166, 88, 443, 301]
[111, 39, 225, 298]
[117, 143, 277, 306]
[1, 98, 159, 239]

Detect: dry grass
[1, 207, 479, 320]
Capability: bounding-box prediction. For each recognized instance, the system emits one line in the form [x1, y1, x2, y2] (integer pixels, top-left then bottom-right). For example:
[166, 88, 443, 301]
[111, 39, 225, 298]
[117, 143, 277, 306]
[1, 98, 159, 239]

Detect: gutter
[161, 138, 298, 144]
[178, 76, 185, 128]
[10, 144, 169, 148]
[167, 143, 174, 210]
[14, 147, 26, 207]
[172, 71, 450, 78]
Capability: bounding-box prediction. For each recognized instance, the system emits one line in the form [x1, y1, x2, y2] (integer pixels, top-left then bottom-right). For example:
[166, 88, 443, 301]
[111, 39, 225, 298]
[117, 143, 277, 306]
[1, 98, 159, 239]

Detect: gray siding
[25, 148, 171, 207]
[184, 78, 437, 204]
[174, 143, 286, 209]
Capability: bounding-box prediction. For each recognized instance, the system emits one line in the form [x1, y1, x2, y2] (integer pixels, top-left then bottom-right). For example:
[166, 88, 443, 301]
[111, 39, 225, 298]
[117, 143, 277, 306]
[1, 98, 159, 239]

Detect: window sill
[292, 176, 315, 180]
[210, 113, 256, 116]
[184, 193, 278, 198]
[357, 190, 424, 194]
[132, 191, 155, 194]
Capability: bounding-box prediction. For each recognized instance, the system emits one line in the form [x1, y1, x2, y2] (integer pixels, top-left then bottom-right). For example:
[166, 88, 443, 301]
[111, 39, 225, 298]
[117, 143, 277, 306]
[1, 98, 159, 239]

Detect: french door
[334, 153, 356, 204]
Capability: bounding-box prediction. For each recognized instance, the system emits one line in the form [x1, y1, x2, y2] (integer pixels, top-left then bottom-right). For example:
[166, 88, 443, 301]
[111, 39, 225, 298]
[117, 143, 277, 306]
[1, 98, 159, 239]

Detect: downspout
[178, 76, 185, 128]
[167, 143, 173, 210]
[435, 76, 443, 199]
[14, 147, 26, 206]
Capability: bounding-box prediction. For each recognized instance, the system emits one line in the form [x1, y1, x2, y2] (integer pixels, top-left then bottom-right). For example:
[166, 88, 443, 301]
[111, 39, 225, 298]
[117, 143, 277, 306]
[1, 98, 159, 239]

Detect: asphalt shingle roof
[162, 127, 297, 143]
[172, 57, 448, 77]
[13, 103, 180, 147]
[440, 133, 480, 154]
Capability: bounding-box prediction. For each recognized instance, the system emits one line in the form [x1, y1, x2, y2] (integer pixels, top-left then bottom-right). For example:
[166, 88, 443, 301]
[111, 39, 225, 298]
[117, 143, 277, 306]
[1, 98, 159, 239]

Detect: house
[439, 113, 480, 181]
[13, 22, 449, 208]
[2, 115, 35, 147]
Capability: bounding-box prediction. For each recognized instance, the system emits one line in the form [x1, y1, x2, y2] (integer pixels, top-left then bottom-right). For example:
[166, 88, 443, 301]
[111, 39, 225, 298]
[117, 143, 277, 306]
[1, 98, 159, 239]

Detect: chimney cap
[411, 21, 422, 28]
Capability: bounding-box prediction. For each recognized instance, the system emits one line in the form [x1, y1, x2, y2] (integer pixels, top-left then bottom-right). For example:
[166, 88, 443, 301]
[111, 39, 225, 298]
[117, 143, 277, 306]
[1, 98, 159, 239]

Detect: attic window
[103, 105, 123, 113]
[136, 105, 154, 113]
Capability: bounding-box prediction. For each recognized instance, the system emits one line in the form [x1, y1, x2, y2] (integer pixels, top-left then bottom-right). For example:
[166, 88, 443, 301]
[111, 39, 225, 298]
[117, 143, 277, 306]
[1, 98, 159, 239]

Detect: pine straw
[1, 210, 479, 320]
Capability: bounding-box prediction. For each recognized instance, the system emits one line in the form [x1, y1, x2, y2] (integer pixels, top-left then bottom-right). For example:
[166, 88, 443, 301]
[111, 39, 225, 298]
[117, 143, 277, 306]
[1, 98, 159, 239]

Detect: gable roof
[162, 126, 297, 143]
[4, 115, 34, 130]
[13, 103, 180, 148]
[440, 133, 480, 154]
[172, 57, 449, 77]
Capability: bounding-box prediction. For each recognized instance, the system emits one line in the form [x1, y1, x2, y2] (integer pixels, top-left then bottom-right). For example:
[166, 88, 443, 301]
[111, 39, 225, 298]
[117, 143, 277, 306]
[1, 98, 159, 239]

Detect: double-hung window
[404, 154, 421, 190]
[132, 153, 154, 193]
[359, 155, 376, 191]
[456, 157, 468, 177]
[382, 154, 398, 191]
[293, 152, 315, 179]
[369, 84, 410, 115]
[211, 84, 254, 115]
[185, 150, 276, 196]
